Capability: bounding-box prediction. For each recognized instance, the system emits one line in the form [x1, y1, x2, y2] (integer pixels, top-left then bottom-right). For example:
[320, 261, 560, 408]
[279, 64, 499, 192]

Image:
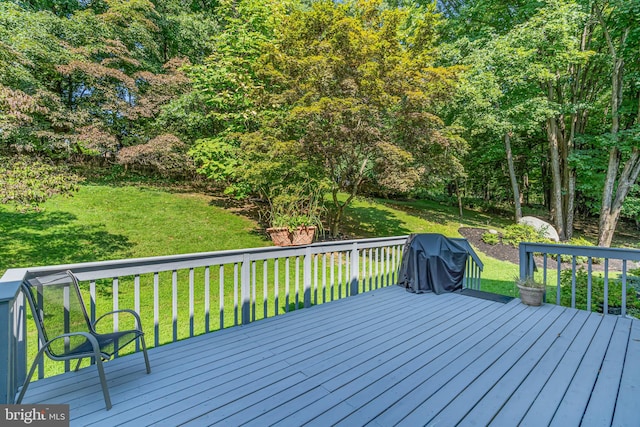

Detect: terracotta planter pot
[517, 284, 544, 306]
[267, 226, 316, 247]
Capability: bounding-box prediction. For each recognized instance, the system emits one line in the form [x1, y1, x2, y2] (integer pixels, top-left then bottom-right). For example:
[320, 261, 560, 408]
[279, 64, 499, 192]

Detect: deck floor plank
[486, 310, 600, 426]
[440, 308, 587, 426]
[581, 317, 631, 427]
[17, 285, 639, 427]
[535, 314, 618, 427]
[392, 305, 567, 426]
[612, 318, 640, 426]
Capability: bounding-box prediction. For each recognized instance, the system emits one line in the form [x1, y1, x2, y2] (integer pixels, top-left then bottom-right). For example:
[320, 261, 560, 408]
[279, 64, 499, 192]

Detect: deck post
[0, 270, 27, 404]
[350, 243, 359, 296]
[241, 254, 251, 325]
[519, 243, 530, 280]
[303, 246, 312, 308]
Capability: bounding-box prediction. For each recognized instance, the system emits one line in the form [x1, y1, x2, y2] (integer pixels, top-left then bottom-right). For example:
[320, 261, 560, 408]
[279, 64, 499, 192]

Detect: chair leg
[140, 335, 151, 374]
[95, 356, 112, 410]
[74, 358, 83, 372]
[15, 348, 46, 404]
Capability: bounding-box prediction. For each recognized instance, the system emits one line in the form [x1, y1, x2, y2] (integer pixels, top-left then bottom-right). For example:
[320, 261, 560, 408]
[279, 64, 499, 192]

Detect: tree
[595, 0, 640, 246]
[253, 0, 464, 236]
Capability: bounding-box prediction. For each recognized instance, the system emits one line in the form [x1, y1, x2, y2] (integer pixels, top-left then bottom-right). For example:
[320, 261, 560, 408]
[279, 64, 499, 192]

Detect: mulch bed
[458, 227, 629, 272]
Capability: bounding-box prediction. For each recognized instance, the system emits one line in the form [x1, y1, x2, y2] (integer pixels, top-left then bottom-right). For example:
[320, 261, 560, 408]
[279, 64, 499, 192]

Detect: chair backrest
[22, 271, 93, 358]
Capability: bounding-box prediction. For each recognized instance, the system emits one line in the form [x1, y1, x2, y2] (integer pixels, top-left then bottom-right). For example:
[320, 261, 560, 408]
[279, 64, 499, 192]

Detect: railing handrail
[8, 236, 408, 282]
[451, 238, 484, 271]
[519, 242, 640, 261]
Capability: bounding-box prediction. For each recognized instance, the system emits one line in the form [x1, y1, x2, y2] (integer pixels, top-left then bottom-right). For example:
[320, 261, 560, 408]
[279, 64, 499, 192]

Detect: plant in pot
[265, 189, 324, 247]
[515, 276, 545, 306]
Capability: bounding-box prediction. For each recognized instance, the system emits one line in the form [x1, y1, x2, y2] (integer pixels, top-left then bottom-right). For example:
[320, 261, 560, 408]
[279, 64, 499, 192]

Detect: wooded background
[1, 0, 638, 244]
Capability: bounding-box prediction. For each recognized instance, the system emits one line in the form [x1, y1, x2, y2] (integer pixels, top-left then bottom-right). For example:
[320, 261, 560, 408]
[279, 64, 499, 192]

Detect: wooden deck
[21, 285, 640, 426]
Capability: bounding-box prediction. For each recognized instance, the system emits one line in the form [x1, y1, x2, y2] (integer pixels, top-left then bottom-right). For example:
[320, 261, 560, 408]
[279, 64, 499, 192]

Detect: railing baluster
[251, 260, 256, 322]
[274, 259, 279, 316]
[233, 263, 239, 326]
[172, 270, 177, 342]
[36, 284, 44, 379]
[542, 254, 547, 302]
[189, 268, 194, 337]
[622, 260, 627, 317]
[587, 258, 592, 312]
[204, 266, 210, 333]
[322, 253, 327, 303]
[313, 251, 318, 305]
[153, 272, 159, 347]
[338, 252, 342, 299]
[604, 259, 609, 315]
[219, 265, 224, 329]
[571, 256, 577, 309]
[134, 275, 140, 351]
[374, 248, 379, 289]
[90, 280, 96, 324]
[556, 255, 561, 305]
[285, 257, 290, 312]
[63, 285, 70, 372]
[295, 256, 300, 310]
[263, 260, 268, 320]
[113, 277, 119, 333]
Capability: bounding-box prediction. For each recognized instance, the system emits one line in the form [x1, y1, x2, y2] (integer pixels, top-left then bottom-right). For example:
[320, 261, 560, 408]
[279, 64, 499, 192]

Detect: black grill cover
[398, 234, 468, 294]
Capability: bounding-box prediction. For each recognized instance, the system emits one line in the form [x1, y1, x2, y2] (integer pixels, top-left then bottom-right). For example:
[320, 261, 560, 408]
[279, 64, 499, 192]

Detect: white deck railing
[519, 242, 640, 317]
[0, 235, 483, 403]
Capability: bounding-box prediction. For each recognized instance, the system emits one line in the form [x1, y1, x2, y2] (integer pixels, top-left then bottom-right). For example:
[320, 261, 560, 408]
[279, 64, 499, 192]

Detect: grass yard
[2, 184, 524, 378]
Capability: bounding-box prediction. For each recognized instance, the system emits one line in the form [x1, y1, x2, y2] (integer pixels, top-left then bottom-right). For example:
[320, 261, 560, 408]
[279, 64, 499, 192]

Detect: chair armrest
[94, 309, 145, 332]
[43, 331, 106, 359]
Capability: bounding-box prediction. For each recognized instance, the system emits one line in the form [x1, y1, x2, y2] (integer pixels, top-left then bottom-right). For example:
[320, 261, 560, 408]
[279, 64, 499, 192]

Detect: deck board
[19, 285, 639, 426]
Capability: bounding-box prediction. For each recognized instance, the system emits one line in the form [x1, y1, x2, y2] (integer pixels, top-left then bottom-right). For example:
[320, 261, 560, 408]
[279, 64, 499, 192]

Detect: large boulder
[518, 216, 560, 242]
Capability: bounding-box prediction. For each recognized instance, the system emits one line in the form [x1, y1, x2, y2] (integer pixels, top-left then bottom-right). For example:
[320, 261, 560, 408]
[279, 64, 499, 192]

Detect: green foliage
[559, 268, 640, 317]
[515, 275, 545, 289]
[502, 224, 548, 247]
[481, 231, 500, 245]
[0, 156, 81, 211]
[267, 187, 325, 232]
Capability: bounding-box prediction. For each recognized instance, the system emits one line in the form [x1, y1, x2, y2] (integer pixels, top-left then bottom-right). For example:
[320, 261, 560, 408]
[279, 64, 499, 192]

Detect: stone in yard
[518, 216, 560, 242]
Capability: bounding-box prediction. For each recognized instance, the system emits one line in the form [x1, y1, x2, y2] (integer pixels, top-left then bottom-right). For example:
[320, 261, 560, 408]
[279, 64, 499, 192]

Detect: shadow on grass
[0, 210, 133, 271]
[480, 278, 518, 298]
[382, 199, 509, 229]
[341, 205, 412, 238]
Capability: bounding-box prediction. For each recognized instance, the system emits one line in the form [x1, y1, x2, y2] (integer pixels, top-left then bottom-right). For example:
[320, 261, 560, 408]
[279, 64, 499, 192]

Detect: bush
[502, 224, 550, 247]
[559, 268, 640, 317]
[0, 155, 81, 211]
[559, 236, 597, 264]
[481, 232, 500, 245]
[117, 134, 195, 178]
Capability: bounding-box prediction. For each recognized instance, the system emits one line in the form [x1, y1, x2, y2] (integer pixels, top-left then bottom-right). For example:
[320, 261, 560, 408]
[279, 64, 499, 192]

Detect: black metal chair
[16, 270, 151, 410]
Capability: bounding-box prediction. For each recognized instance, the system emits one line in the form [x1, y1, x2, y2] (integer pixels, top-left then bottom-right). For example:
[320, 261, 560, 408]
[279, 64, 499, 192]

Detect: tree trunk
[504, 132, 522, 222]
[598, 149, 640, 247]
[547, 117, 565, 239]
[566, 172, 575, 240]
[455, 179, 463, 218]
[596, 10, 631, 247]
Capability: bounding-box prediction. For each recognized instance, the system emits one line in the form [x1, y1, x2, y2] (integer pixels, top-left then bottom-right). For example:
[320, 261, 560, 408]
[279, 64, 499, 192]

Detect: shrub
[0, 155, 81, 211]
[559, 236, 597, 264]
[502, 224, 550, 247]
[559, 268, 640, 317]
[117, 134, 195, 178]
[481, 232, 500, 245]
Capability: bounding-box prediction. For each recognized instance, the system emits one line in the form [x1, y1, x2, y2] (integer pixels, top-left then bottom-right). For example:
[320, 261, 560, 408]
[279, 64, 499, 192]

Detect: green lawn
[3, 185, 523, 377]
[0, 185, 271, 274]
[2, 185, 521, 295]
